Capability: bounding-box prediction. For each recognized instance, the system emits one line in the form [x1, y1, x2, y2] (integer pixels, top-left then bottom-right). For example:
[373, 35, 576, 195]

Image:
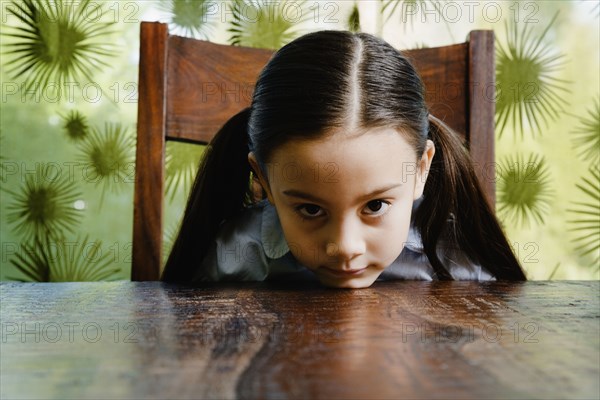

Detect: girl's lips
[321, 266, 367, 277]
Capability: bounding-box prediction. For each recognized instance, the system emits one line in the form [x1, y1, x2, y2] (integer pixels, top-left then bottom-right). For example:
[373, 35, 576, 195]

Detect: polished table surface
[1, 280, 598, 400]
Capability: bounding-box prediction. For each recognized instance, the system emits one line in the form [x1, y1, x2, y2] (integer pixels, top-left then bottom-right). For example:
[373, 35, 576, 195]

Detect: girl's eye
[363, 200, 390, 216]
[297, 204, 324, 219]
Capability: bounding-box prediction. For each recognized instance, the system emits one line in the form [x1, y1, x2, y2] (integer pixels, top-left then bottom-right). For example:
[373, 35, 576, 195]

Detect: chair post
[132, 22, 168, 281]
[468, 30, 496, 208]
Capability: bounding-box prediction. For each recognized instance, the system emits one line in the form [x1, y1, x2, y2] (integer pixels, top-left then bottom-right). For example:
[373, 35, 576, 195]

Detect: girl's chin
[314, 271, 380, 289]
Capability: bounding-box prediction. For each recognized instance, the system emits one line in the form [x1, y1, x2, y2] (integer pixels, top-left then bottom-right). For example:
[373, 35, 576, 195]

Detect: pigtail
[415, 114, 527, 280]
[162, 108, 253, 283]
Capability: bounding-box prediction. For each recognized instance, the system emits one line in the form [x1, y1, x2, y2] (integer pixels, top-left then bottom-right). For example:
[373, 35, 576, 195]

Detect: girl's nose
[325, 220, 366, 262]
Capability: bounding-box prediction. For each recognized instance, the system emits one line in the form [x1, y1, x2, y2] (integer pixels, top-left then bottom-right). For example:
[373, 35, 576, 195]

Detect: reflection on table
[1, 280, 598, 399]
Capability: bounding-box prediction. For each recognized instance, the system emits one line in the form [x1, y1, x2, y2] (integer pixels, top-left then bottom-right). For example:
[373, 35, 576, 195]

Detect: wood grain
[132, 22, 168, 281]
[467, 30, 496, 208]
[404, 42, 469, 141]
[1, 281, 598, 399]
[166, 36, 273, 143]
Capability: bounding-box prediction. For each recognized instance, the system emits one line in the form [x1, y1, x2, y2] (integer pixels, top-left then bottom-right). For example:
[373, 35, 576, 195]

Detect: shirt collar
[261, 201, 290, 259]
[405, 197, 424, 253]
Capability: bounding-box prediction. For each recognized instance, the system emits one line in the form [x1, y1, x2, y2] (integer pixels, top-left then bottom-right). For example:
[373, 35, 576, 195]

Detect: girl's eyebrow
[282, 183, 402, 204]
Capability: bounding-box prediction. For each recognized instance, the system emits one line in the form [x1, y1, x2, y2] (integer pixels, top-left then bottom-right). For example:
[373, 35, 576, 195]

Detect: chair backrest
[132, 22, 496, 281]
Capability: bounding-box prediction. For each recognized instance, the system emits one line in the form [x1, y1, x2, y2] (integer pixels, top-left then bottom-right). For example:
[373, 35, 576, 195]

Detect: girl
[162, 30, 527, 288]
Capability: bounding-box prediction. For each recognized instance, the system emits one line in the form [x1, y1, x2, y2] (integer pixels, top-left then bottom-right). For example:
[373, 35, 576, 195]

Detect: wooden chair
[132, 22, 496, 281]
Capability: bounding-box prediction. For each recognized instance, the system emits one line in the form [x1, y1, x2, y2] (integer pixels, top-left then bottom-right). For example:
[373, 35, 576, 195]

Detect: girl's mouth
[321, 266, 368, 277]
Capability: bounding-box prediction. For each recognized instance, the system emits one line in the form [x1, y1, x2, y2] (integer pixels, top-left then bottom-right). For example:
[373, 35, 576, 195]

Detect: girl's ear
[414, 140, 435, 200]
[248, 152, 275, 203]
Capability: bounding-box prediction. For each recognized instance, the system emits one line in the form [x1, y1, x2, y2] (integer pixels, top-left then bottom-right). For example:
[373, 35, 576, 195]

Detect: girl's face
[250, 127, 435, 288]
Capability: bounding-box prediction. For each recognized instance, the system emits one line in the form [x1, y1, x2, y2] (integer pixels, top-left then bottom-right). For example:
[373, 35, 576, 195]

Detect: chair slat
[166, 36, 273, 143]
[404, 42, 469, 142]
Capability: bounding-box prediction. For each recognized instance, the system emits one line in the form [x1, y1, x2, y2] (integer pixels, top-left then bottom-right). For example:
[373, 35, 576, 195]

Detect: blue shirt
[193, 199, 495, 282]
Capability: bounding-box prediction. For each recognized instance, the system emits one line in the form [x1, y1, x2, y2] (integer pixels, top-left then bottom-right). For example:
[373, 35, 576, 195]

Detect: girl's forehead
[266, 127, 420, 188]
[274, 127, 416, 157]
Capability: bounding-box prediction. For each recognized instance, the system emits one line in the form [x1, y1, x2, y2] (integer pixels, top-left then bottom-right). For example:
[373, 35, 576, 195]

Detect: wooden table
[1, 281, 598, 399]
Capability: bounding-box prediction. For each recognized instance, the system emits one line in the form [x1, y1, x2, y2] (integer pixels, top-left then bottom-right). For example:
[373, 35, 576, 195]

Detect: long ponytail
[415, 114, 526, 280]
[162, 108, 253, 283]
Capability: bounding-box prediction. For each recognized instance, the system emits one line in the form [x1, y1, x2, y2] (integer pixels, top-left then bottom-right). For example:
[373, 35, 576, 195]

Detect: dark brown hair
[162, 30, 526, 282]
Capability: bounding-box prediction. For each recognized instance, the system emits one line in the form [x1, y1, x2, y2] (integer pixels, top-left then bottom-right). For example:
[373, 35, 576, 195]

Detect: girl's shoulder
[380, 199, 496, 281]
[195, 200, 295, 282]
[231, 199, 289, 259]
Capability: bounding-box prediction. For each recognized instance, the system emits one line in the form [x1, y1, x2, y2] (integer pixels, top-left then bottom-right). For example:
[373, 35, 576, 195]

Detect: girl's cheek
[277, 216, 320, 266]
